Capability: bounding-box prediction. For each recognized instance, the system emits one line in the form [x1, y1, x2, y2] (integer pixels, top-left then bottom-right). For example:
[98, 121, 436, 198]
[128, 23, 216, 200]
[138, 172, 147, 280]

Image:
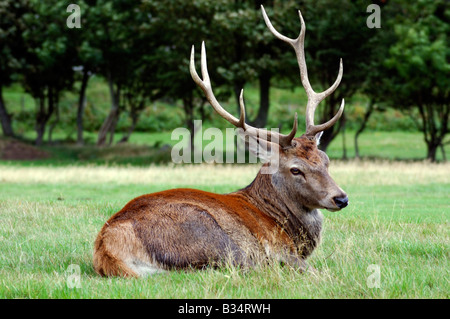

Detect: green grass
[0, 162, 448, 298]
[326, 130, 448, 161]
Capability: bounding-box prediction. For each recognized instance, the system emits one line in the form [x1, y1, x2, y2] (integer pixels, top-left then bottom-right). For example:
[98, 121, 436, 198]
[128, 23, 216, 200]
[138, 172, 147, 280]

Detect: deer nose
[333, 196, 349, 209]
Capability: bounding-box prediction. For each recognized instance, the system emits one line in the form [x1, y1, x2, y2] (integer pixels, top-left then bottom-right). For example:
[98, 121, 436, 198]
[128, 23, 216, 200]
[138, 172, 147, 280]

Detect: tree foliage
[0, 0, 447, 161]
[20, 1, 77, 145]
[0, 0, 30, 137]
[295, 0, 381, 151]
[381, 0, 449, 161]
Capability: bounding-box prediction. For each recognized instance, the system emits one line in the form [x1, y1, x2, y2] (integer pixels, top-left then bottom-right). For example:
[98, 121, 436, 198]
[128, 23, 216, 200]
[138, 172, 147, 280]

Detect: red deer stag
[93, 5, 348, 277]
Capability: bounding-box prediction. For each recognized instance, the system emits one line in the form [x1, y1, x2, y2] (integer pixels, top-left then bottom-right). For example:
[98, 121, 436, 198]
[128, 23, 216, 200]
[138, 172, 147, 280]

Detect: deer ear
[315, 131, 323, 146]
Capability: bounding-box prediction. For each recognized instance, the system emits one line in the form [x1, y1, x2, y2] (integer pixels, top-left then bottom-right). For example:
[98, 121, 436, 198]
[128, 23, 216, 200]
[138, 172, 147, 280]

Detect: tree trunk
[35, 124, 45, 146]
[417, 102, 449, 163]
[250, 72, 271, 128]
[354, 99, 375, 159]
[183, 96, 195, 153]
[35, 98, 46, 146]
[341, 114, 347, 160]
[426, 142, 439, 163]
[107, 110, 119, 146]
[118, 113, 139, 144]
[35, 88, 54, 146]
[318, 96, 343, 152]
[77, 69, 90, 145]
[119, 96, 147, 144]
[0, 85, 14, 137]
[97, 75, 119, 146]
[439, 143, 447, 162]
[48, 93, 60, 144]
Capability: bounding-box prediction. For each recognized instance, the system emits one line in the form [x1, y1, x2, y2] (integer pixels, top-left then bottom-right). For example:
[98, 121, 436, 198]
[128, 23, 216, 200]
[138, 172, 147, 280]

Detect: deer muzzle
[333, 195, 349, 209]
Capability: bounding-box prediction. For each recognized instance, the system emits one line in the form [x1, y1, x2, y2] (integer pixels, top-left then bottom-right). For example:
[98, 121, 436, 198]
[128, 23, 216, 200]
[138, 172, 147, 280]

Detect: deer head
[190, 5, 348, 212]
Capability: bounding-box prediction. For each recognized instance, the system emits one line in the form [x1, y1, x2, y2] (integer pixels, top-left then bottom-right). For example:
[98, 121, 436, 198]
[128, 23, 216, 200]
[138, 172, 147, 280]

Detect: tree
[383, 0, 449, 161]
[140, 0, 226, 150]
[20, 1, 76, 145]
[118, 56, 164, 143]
[68, 1, 102, 145]
[0, 0, 30, 137]
[354, 0, 394, 159]
[81, 1, 130, 146]
[297, 0, 380, 152]
[211, 0, 300, 129]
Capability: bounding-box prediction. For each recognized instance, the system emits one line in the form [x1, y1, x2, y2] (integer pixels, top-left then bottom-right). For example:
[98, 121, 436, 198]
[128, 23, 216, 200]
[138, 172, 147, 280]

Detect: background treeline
[0, 0, 448, 161]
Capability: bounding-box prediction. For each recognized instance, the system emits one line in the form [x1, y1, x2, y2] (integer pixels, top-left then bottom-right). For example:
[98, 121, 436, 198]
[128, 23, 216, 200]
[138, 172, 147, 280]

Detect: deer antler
[261, 5, 345, 138]
[190, 41, 298, 148]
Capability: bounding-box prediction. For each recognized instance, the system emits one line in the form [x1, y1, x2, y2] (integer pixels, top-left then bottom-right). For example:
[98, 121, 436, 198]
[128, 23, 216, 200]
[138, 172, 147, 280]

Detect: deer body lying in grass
[93, 6, 348, 277]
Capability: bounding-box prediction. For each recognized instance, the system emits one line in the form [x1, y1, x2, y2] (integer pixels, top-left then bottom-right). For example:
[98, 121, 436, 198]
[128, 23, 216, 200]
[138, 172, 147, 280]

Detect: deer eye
[290, 168, 304, 177]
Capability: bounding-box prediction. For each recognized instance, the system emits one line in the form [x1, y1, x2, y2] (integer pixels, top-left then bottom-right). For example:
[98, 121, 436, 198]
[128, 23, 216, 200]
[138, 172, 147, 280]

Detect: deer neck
[236, 171, 323, 257]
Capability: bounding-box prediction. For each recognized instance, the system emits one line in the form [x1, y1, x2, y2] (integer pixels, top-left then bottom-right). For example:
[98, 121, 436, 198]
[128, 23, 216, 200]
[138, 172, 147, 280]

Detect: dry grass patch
[1, 161, 448, 186]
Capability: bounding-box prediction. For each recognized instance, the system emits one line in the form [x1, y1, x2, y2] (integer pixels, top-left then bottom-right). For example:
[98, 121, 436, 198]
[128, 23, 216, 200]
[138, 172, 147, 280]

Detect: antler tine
[261, 5, 312, 96]
[283, 112, 298, 145]
[238, 89, 246, 128]
[261, 5, 299, 46]
[190, 42, 242, 127]
[306, 99, 345, 137]
[190, 42, 298, 148]
[261, 5, 345, 138]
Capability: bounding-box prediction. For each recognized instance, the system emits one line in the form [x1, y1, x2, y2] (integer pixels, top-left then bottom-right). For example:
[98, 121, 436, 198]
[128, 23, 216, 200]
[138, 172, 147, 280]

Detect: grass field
[0, 160, 448, 298]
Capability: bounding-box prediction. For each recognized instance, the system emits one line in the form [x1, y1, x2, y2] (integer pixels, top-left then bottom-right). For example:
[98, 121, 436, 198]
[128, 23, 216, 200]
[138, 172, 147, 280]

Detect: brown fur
[93, 135, 347, 277]
[94, 221, 147, 277]
[289, 137, 323, 165]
